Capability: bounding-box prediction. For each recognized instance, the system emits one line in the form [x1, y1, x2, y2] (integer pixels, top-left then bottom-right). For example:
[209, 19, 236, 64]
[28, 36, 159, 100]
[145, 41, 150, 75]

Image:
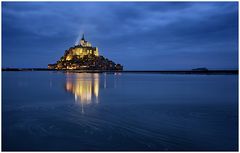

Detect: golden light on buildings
[48, 34, 123, 70]
[66, 55, 73, 61]
[65, 73, 100, 112]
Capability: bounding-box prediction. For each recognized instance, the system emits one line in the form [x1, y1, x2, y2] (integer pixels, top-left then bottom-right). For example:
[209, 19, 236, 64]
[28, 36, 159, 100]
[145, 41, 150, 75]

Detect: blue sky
[2, 2, 238, 70]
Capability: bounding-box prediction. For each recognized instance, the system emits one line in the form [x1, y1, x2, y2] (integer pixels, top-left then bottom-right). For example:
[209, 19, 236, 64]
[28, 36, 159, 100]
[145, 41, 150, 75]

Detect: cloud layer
[2, 2, 238, 70]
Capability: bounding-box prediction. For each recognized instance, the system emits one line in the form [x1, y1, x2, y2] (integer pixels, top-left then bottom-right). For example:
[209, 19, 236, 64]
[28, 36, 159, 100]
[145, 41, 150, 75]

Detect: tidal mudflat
[2, 71, 238, 151]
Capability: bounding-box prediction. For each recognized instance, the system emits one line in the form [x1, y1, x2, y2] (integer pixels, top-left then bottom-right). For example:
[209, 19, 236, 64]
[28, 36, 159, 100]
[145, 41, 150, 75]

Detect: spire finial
[81, 33, 85, 40]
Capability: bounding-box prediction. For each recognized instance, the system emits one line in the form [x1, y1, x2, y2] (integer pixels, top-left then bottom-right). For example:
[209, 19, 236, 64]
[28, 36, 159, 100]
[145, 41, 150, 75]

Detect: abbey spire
[81, 33, 85, 40]
[79, 33, 92, 47]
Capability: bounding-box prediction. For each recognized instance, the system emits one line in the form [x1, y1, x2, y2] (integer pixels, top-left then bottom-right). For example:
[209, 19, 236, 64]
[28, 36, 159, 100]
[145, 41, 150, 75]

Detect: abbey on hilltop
[48, 34, 123, 70]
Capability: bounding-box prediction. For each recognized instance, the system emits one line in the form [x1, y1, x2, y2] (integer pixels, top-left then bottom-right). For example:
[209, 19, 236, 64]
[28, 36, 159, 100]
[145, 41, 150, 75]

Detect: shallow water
[2, 71, 238, 151]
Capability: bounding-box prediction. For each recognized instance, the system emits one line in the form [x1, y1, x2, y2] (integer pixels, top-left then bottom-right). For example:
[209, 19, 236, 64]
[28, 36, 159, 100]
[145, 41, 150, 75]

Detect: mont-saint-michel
[2, 2, 238, 152]
[48, 34, 123, 70]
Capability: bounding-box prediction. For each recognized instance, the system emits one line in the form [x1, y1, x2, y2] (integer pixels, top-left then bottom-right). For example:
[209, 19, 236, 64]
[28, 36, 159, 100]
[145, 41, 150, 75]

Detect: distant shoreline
[2, 68, 238, 75]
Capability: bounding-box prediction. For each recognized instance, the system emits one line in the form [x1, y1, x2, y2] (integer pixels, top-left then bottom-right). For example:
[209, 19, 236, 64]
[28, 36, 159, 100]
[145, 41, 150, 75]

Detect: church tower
[79, 34, 92, 47]
[80, 34, 85, 46]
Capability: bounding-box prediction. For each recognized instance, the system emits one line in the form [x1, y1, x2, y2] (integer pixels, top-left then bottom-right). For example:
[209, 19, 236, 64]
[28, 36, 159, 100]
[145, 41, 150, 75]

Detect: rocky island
[48, 34, 123, 70]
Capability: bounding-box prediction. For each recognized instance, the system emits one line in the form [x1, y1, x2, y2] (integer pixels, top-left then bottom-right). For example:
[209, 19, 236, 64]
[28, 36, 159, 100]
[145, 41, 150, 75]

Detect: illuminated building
[48, 34, 123, 70]
[65, 34, 99, 61]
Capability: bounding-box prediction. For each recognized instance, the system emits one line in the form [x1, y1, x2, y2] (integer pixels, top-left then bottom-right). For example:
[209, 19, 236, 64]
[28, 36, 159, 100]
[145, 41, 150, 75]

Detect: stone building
[65, 34, 99, 61]
[48, 34, 123, 70]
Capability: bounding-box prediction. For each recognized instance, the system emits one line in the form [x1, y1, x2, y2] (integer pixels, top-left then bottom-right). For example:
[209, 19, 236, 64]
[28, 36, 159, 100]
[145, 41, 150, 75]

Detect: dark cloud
[2, 2, 238, 70]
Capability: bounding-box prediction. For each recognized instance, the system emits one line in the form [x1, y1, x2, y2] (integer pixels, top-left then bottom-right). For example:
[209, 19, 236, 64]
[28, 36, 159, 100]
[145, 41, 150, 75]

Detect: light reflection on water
[2, 72, 238, 151]
[65, 73, 100, 113]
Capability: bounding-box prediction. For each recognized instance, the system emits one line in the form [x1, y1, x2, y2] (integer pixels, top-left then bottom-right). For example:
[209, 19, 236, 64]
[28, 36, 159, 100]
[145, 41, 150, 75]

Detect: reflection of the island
[65, 73, 99, 113]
